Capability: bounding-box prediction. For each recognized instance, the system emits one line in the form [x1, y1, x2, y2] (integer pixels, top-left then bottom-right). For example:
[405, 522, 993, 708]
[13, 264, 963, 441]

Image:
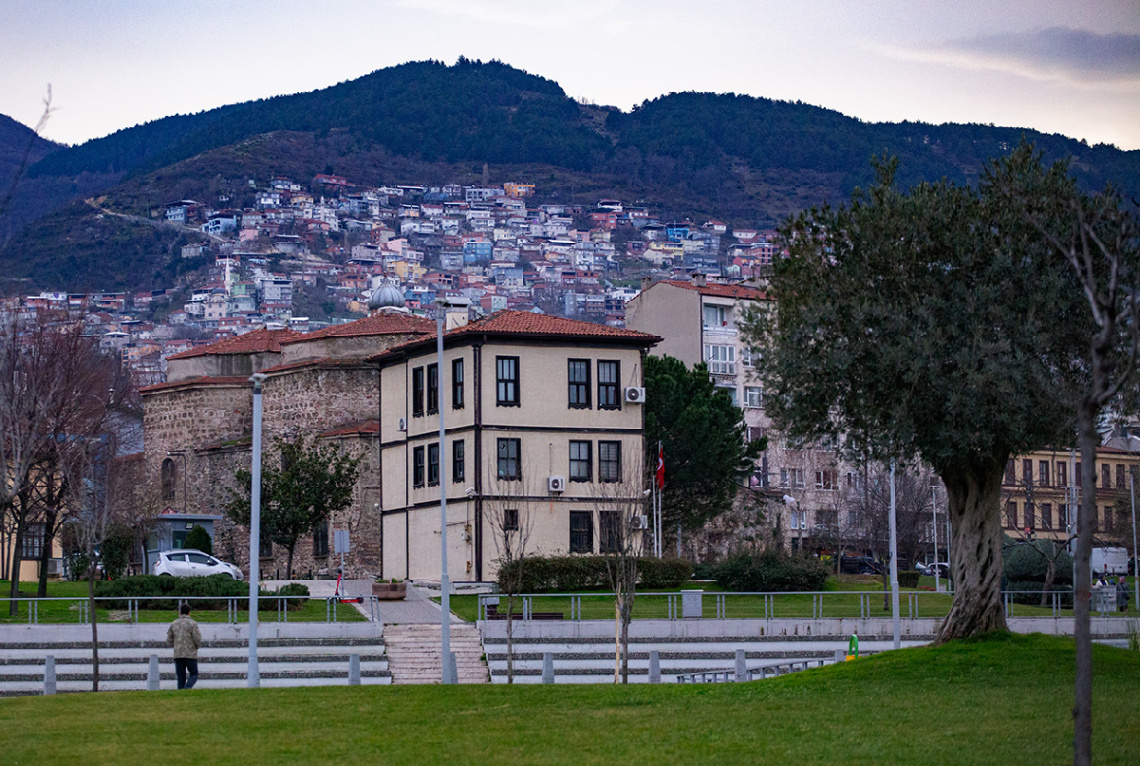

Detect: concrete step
[385, 623, 488, 685]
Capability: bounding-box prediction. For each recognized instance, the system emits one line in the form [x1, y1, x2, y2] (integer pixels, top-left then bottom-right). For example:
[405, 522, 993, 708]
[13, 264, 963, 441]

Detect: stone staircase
[0, 624, 390, 696]
[384, 623, 489, 684]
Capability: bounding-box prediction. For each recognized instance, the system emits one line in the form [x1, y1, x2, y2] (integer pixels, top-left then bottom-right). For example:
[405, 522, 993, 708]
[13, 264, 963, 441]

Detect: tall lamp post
[247, 372, 266, 688]
[1131, 466, 1139, 611]
[436, 300, 454, 684]
[888, 460, 901, 650]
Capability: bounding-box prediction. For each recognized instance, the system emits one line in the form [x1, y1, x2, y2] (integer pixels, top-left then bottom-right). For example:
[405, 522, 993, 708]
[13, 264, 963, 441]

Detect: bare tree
[591, 456, 647, 684]
[484, 477, 535, 685]
[1010, 159, 1140, 766]
[1001, 477, 1077, 607]
[844, 462, 934, 609]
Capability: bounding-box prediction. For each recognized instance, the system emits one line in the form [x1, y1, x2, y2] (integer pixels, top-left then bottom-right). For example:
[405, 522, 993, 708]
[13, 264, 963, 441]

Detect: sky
[3, 0, 1139, 151]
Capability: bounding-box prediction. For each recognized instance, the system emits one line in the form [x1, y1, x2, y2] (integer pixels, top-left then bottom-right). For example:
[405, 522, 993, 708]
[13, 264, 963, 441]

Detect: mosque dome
[369, 281, 405, 311]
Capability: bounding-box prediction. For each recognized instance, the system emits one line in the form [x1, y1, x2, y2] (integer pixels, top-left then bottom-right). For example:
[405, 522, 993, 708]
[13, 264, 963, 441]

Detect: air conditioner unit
[398, 417, 407, 432]
[629, 515, 649, 530]
[547, 476, 566, 494]
[624, 386, 646, 404]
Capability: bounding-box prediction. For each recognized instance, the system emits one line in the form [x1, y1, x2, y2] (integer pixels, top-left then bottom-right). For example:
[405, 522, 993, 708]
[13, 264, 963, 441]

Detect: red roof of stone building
[140, 376, 250, 394]
[661, 280, 768, 301]
[370, 310, 660, 362]
[281, 311, 434, 343]
[166, 327, 303, 360]
[320, 420, 381, 438]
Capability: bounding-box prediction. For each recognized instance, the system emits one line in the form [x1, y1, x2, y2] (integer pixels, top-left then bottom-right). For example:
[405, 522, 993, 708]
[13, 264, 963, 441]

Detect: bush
[184, 525, 212, 555]
[1007, 580, 1073, 608]
[712, 550, 830, 592]
[898, 570, 920, 588]
[100, 526, 135, 580]
[1004, 540, 1073, 585]
[95, 575, 308, 611]
[499, 555, 693, 593]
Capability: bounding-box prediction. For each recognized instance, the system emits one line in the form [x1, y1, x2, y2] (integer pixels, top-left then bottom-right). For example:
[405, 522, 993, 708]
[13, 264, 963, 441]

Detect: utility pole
[247, 373, 266, 688]
[436, 300, 454, 685]
[889, 460, 900, 650]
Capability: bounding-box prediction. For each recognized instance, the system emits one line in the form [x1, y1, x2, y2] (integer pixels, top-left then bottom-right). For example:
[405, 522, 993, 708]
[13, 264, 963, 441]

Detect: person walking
[167, 603, 202, 689]
[1117, 577, 1130, 613]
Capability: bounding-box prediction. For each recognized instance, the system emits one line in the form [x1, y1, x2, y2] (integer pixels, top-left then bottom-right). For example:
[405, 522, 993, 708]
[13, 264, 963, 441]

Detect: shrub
[499, 555, 694, 593]
[898, 570, 920, 588]
[1003, 540, 1072, 585]
[1006, 580, 1073, 608]
[712, 550, 830, 592]
[100, 525, 135, 580]
[184, 525, 213, 555]
[95, 575, 308, 611]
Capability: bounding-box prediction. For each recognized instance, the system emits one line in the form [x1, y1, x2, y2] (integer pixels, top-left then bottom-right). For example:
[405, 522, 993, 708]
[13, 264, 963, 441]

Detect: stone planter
[373, 581, 407, 600]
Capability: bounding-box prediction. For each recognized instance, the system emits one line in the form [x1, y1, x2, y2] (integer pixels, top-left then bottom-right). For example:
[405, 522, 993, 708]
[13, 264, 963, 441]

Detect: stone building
[142, 306, 661, 581]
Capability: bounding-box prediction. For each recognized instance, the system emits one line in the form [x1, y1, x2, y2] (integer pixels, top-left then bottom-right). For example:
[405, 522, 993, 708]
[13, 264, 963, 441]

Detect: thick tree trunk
[935, 455, 1009, 644]
[1041, 559, 1056, 608]
[1073, 410, 1096, 766]
[8, 516, 26, 617]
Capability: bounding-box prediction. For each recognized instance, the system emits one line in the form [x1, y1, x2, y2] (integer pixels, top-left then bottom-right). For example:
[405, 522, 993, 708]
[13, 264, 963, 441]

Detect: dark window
[1117, 464, 1126, 491]
[600, 511, 621, 553]
[260, 538, 273, 558]
[496, 356, 520, 406]
[1024, 503, 1035, 530]
[497, 438, 521, 480]
[427, 363, 439, 415]
[412, 367, 425, 417]
[569, 440, 592, 482]
[1105, 505, 1115, 533]
[569, 511, 593, 553]
[1076, 462, 1082, 487]
[313, 522, 329, 558]
[20, 523, 44, 560]
[1057, 462, 1067, 487]
[161, 458, 177, 501]
[1005, 502, 1017, 529]
[413, 446, 425, 487]
[1041, 503, 1053, 529]
[598, 361, 620, 410]
[568, 359, 591, 408]
[503, 508, 519, 532]
[599, 441, 621, 483]
[452, 439, 465, 482]
[428, 443, 440, 486]
[1039, 461, 1050, 487]
[1102, 464, 1111, 489]
[1004, 460, 1015, 484]
[452, 358, 464, 409]
[1022, 459, 1032, 485]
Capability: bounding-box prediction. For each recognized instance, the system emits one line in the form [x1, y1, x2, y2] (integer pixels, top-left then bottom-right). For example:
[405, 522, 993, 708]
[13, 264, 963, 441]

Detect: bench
[484, 604, 564, 621]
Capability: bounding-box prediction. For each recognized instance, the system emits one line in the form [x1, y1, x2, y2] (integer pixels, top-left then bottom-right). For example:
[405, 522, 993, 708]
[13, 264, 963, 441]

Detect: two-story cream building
[374, 311, 660, 582]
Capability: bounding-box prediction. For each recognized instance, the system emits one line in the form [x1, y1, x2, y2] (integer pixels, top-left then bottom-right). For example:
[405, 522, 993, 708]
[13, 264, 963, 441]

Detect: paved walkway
[261, 580, 462, 624]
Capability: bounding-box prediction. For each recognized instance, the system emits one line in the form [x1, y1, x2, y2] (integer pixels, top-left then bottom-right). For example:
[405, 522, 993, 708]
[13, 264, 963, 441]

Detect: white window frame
[704, 344, 736, 375]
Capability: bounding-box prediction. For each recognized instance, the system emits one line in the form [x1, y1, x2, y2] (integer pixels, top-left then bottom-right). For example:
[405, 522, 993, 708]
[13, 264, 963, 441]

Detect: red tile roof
[370, 310, 661, 362]
[320, 420, 380, 438]
[661, 280, 768, 301]
[282, 311, 434, 343]
[166, 327, 303, 360]
[140, 376, 250, 394]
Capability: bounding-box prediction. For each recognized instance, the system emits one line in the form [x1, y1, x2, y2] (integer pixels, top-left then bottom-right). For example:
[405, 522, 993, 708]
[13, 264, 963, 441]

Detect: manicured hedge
[898, 570, 921, 588]
[94, 575, 310, 611]
[711, 550, 830, 592]
[498, 556, 693, 593]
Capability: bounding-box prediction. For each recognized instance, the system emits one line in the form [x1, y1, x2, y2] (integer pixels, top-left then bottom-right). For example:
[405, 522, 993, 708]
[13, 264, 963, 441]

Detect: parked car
[916, 562, 950, 578]
[153, 549, 243, 580]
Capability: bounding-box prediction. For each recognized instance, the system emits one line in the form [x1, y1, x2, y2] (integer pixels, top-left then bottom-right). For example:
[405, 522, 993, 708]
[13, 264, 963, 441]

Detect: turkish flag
[656, 443, 665, 489]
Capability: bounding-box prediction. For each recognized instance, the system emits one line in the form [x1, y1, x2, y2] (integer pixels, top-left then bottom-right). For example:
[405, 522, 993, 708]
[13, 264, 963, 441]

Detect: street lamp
[436, 299, 454, 685]
[247, 372, 266, 688]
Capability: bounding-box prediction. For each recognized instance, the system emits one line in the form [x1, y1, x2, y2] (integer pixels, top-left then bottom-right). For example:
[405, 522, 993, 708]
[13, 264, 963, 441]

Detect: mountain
[2, 58, 1138, 293]
[0, 113, 65, 246]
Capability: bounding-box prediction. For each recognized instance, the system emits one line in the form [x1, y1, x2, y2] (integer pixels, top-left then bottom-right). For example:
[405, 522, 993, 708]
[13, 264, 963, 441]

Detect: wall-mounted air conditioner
[624, 387, 646, 404]
[398, 417, 407, 432]
[629, 515, 649, 530]
[548, 476, 566, 494]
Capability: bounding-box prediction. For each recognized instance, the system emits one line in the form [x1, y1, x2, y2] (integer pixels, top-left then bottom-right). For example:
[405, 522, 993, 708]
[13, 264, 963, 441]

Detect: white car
[153, 549, 243, 580]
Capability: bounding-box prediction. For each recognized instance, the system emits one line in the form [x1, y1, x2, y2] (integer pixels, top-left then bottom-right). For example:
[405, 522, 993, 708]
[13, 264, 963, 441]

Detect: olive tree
[742, 146, 1091, 643]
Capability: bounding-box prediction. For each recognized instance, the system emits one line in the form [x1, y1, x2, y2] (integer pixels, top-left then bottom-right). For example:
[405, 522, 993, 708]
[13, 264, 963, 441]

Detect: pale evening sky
[2, 0, 1139, 150]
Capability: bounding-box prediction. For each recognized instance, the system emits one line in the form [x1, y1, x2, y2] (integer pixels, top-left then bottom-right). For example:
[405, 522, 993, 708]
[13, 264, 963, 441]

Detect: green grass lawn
[0, 633, 1136, 765]
[0, 580, 364, 624]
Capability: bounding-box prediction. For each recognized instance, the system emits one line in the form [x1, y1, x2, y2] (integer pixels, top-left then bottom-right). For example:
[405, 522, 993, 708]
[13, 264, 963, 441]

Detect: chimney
[640, 277, 651, 292]
[692, 273, 707, 287]
[444, 298, 471, 330]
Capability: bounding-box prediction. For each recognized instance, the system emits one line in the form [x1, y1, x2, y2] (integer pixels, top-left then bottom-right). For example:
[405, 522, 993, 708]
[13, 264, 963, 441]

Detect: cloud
[876, 27, 1140, 87]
